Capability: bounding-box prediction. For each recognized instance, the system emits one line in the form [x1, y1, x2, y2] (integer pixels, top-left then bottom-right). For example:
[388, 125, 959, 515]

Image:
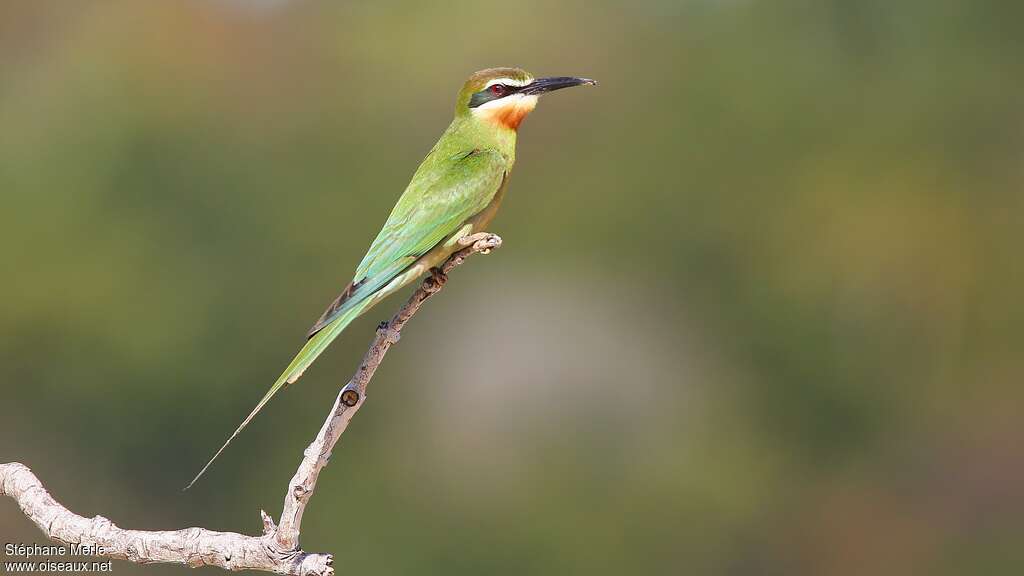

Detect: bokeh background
[2, 1, 1021, 574]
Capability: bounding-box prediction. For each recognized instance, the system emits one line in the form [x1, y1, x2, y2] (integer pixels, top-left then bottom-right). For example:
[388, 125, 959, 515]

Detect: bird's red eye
[490, 84, 506, 96]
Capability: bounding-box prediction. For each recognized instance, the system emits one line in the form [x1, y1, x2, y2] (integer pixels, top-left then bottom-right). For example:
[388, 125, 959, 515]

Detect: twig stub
[341, 390, 360, 407]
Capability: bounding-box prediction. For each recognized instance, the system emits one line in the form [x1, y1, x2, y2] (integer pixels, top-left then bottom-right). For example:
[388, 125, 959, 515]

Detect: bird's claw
[457, 232, 493, 247]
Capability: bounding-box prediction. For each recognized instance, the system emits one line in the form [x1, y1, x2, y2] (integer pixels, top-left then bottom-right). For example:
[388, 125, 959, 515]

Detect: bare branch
[0, 462, 333, 576]
[274, 232, 502, 549]
[1, 233, 502, 574]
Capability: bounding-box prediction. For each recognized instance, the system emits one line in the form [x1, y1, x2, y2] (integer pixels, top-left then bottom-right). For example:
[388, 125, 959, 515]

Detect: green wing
[185, 147, 507, 489]
[308, 147, 508, 336]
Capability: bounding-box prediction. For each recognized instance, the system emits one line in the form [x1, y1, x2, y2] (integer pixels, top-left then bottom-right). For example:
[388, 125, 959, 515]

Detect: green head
[455, 67, 596, 130]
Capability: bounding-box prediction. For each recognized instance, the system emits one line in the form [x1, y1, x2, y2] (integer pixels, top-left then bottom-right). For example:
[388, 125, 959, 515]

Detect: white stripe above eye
[483, 77, 531, 89]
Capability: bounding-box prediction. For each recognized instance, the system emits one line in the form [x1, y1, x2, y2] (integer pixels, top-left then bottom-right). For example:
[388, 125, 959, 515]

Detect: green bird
[185, 68, 595, 488]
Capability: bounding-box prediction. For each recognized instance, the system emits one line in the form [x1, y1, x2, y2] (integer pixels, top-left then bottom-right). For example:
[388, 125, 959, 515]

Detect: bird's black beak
[520, 76, 597, 96]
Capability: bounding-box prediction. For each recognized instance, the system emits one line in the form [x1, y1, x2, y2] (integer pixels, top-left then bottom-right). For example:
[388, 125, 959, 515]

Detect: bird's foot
[457, 232, 492, 247]
[458, 232, 502, 254]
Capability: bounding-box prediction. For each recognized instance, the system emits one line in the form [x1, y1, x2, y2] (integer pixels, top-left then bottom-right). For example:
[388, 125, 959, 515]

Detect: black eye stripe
[468, 83, 522, 108]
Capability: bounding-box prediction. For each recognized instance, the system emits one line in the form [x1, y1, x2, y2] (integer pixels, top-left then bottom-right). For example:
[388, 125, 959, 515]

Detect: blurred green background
[1, 1, 1021, 574]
